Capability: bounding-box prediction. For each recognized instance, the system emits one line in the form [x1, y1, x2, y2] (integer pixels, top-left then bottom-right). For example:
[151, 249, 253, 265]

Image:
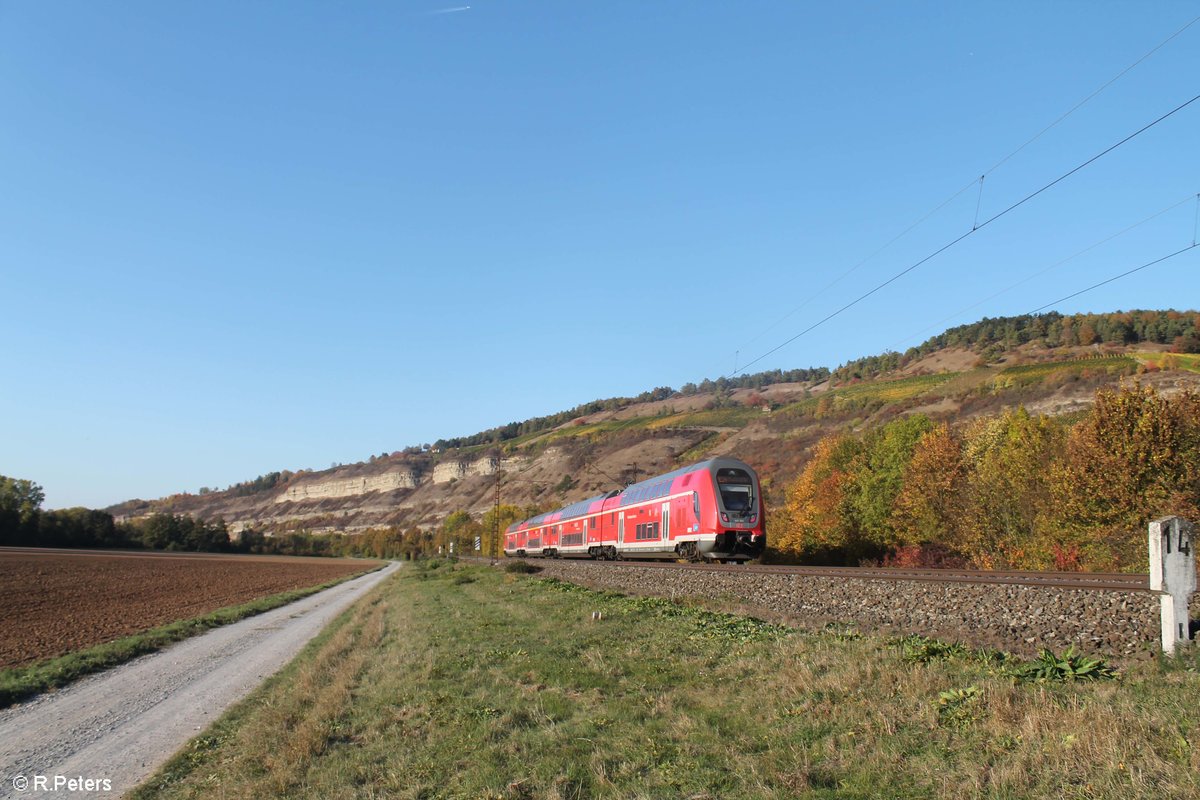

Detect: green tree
[958, 409, 1065, 569]
[438, 510, 481, 555]
[845, 414, 934, 550]
[0, 475, 45, 544]
[0, 475, 44, 521]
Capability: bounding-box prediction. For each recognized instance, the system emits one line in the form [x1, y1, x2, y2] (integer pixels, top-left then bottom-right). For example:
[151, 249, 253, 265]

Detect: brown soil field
[0, 548, 383, 668]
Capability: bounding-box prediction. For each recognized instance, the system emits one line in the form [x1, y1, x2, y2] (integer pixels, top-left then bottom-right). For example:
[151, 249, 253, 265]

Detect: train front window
[715, 467, 755, 513]
[720, 485, 752, 512]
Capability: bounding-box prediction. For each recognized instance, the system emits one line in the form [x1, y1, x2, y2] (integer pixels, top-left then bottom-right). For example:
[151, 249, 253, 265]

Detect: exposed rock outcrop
[277, 469, 422, 503]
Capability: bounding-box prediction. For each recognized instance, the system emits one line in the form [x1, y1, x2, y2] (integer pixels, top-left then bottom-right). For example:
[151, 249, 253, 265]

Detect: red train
[503, 457, 765, 562]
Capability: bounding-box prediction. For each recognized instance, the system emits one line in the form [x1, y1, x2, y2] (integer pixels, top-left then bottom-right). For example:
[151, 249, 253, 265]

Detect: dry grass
[133, 564, 1200, 800]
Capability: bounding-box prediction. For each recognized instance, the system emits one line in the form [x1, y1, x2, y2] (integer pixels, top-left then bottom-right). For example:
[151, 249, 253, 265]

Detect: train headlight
[749, 514, 757, 524]
[720, 513, 729, 523]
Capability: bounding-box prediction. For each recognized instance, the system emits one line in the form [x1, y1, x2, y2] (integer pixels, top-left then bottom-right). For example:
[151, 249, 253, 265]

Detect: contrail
[429, 5, 470, 13]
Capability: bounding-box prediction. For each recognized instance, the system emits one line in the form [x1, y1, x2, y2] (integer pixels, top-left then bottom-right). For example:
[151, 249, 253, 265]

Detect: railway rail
[497, 557, 1154, 593]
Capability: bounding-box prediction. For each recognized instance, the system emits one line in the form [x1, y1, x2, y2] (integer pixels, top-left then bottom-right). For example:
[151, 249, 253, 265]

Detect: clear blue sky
[2, 2, 1197, 509]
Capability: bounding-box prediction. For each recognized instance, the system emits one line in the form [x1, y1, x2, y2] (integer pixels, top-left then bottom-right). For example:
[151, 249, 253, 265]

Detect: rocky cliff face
[277, 468, 424, 502]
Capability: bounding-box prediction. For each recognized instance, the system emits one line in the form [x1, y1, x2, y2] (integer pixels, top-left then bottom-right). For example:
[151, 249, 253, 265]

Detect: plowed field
[0, 548, 382, 668]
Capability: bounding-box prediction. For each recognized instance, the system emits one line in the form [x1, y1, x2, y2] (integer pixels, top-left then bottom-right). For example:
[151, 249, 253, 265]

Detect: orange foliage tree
[775, 434, 861, 561]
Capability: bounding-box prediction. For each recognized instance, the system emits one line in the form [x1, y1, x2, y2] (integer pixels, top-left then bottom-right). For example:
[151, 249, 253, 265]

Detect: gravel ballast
[516, 560, 1167, 660]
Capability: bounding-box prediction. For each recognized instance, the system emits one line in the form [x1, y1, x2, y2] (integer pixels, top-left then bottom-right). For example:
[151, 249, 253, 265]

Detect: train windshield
[715, 468, 755, 513]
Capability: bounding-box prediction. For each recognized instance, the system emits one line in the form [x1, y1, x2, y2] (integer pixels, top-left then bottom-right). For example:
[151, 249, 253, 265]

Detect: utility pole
[492, 475, 501, 559]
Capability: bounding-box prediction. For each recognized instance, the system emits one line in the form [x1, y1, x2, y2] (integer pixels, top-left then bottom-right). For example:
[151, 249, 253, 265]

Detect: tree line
[0, 489, 279, 554]
[833, 310, 1200, 383]
[771, 383, 1200, 571]
[0, 474, 534, 562]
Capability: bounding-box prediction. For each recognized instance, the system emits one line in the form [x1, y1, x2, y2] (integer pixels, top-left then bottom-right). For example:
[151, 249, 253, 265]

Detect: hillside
[108, 310, 1200, 536]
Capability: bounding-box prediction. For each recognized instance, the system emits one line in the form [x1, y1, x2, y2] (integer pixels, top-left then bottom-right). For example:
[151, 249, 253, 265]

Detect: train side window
[692, 492, 699, 518]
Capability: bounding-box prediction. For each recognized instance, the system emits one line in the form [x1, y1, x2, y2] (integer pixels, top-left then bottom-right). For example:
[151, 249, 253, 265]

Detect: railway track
[497, 557, 1154, 592]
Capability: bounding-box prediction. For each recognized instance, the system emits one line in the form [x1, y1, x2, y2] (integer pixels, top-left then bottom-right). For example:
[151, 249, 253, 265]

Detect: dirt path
[0, 562, 399, 799]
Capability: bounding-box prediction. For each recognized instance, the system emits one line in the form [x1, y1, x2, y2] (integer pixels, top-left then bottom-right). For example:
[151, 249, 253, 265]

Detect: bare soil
[0, 548, 381, 668]
[901, 346, 980, 374]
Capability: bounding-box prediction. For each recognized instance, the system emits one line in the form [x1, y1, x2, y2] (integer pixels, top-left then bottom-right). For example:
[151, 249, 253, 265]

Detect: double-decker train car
[503, 457, 764, 562]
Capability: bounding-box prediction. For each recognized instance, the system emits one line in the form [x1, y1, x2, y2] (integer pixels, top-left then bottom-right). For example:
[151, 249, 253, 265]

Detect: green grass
[505, 405, 759, 454]
[776, 372, 960, 420]
[0, 564, 383, 709]
[646, 405, 761, 429]
[133, 563, 1200, 800]
[830, 371, 959, 401]
[1135, 351, 1200, 374]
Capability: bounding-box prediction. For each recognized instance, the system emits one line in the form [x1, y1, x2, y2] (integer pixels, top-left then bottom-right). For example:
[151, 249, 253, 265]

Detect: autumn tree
[957, 409, 1065, 569]
[889, 423, 966, 550]
[1049, 383, 1200, 569]
[776, 434, 862, 561]
[481, 503, 525, 558]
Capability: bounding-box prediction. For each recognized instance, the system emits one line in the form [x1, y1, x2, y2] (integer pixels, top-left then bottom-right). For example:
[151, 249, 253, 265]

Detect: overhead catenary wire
[568, 20, 1200, 501]
[981, 13, 1199, 177]
[728, 92, 1200, 378]
[1024, 244, 1199, 316]
[889, 193, 1199, 350]
[576, 93, 1199, 498]
[1193, 194, 1200, 246]
[732, 14, 1200, 355]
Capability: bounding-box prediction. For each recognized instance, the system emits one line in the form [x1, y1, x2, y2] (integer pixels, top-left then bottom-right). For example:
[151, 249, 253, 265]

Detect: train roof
[617, 456, 754, 500]
[616, 457, 751, 507]
[504, 457, 757, 533]
[505, 490, 615, 533]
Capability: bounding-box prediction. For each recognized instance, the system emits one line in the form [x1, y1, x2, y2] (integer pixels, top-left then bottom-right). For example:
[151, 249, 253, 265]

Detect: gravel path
[0, 562, 398, 800]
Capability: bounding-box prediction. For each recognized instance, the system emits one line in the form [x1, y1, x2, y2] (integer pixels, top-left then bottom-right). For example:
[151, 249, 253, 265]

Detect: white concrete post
[1149, 516, 1196, 654]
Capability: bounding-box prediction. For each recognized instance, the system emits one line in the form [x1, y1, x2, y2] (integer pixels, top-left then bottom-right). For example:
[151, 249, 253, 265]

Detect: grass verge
[132, 562, 1200, 800]
[0, 563, 384, 709]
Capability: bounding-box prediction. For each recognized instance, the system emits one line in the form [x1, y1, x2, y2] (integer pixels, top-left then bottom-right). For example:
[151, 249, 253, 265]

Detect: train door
[661, 501, 670, 543]
[618, 511, 625, 544]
